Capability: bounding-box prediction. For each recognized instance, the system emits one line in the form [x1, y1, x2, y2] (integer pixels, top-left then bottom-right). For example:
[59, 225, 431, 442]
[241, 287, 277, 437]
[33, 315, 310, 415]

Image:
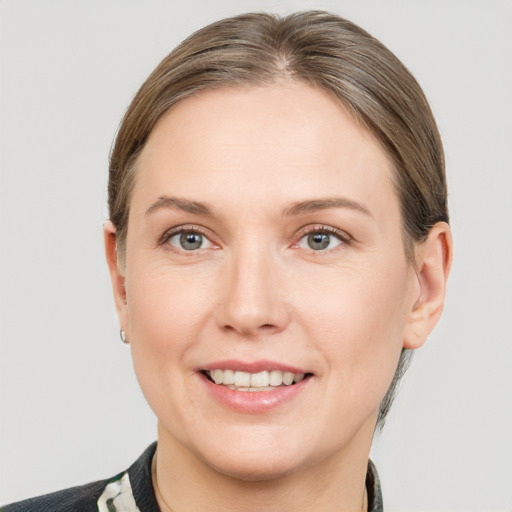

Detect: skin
[105, 82, 452, 511]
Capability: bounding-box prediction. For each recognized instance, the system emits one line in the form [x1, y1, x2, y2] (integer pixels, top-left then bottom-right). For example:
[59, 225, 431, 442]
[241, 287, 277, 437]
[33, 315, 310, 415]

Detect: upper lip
[200, 359, 310, 374]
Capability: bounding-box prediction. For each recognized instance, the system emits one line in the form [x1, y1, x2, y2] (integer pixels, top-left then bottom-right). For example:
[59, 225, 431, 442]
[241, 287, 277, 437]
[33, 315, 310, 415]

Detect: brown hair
[108, 11, 448, 427]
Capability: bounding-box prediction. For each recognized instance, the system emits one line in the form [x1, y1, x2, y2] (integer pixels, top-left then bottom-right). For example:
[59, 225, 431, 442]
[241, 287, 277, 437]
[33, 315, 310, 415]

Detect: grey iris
[180, 232, 203, 250]
[308, 232, 330, 250]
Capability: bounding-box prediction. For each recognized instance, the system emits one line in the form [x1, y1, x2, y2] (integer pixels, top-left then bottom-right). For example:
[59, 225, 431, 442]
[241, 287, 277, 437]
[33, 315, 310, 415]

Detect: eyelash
[293, 224, 352, 253]
[160, 225, 215, 253]
[159, 224, 352, 254]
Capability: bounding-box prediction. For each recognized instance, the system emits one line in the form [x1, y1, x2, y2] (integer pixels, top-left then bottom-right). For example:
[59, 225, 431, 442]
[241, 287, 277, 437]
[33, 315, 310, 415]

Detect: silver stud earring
[120, 329, 128, 344]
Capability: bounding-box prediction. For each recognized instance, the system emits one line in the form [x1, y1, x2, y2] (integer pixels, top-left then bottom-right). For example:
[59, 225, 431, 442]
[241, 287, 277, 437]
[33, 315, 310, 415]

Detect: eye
[297, 227, 348, 251]
[166, 230, 213, 251]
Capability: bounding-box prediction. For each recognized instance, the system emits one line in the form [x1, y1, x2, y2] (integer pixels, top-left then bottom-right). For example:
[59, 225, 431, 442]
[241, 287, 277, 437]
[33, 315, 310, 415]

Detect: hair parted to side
[108, 10, 448, 427]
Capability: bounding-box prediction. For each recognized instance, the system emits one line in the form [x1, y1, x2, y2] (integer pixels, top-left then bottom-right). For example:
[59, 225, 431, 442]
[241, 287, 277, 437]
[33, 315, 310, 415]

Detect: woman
[3, 10, 452, 512]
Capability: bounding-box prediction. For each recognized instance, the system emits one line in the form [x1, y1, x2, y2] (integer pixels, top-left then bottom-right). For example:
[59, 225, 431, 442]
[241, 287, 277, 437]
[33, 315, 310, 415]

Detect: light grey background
[1, 1, 511, 510]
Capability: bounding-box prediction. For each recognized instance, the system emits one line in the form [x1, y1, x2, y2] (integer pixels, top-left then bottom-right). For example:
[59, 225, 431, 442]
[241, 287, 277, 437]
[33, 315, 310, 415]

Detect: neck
[152, 419, 375, 512]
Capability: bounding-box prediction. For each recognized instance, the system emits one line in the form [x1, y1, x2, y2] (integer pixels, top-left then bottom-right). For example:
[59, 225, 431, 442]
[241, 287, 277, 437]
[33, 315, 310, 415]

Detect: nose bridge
[216, 236, 288, 335]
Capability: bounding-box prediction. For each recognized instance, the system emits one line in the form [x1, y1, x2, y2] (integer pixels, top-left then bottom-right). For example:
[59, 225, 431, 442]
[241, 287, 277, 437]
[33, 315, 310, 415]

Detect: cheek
[125, 263, 216, 387]
[296, 260, 411, 391]
[124, 265, 220, 435]
[127, 261, 214, 341]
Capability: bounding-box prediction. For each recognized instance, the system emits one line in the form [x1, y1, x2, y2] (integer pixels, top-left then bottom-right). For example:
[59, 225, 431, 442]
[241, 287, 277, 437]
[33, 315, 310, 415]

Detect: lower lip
[200, 373, 311, 413]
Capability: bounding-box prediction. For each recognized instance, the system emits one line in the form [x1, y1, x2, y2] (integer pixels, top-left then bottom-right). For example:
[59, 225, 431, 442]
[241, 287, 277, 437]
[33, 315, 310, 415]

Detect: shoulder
[1, 478, 108, 512]
[2, 443, 158, 512]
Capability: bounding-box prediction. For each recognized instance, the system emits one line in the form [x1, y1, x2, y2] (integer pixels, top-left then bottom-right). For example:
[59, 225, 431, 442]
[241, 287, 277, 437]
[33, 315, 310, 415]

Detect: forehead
[134, 82, 397, 220]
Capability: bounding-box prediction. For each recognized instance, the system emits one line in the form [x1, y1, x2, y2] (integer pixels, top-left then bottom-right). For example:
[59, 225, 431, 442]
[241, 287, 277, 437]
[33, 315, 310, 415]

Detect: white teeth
[223, 369, 235, 385]
[234, 371, 251, 387]
[207, 369, 307, 390]
[282, 372, 294, 385]
[213, 369, 223, 384]
[269, 370, 283, 386]
[250, 371, 269, 387]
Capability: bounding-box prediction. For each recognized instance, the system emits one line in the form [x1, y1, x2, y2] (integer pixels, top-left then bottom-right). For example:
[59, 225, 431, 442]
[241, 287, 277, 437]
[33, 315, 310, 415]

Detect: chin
[203, 451, 302, 482]
[191, 429, 318, 482]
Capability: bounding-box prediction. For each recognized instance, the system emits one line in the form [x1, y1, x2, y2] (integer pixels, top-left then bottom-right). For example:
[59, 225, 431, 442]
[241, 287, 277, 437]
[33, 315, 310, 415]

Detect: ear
[103, 221, 128, 330]
[403, 222, 453, 350]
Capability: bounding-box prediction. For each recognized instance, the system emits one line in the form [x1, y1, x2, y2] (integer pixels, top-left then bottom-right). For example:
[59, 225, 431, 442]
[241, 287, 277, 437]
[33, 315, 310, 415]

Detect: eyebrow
[283, 197, 372, 217]
[145, 196, 214, 216]
[145, 195, 371, 218]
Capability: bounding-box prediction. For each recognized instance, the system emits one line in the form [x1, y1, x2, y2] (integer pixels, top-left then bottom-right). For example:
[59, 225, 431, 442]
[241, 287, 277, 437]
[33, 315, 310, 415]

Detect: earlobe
[404, 222, 453, 350]
[103, 221, 128, 321]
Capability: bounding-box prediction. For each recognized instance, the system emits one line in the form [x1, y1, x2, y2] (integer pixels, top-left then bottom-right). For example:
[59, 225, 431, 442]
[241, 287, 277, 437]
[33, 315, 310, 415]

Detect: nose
[215, 246, 290, 337]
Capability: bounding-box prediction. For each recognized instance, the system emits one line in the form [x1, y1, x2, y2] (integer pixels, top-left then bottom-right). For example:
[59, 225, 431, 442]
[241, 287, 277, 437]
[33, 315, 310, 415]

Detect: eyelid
[159, 224, 219, 249]
[159, 223, 352, 252]
[291, 224, 353, 249]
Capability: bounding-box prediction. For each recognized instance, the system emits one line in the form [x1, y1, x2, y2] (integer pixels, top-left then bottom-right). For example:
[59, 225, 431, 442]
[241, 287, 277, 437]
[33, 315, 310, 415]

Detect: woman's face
[119, 83, 420, 479]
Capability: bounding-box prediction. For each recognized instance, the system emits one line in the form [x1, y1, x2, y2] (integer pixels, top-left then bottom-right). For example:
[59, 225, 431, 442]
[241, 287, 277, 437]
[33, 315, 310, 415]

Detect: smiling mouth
[202, 369, 313, 392]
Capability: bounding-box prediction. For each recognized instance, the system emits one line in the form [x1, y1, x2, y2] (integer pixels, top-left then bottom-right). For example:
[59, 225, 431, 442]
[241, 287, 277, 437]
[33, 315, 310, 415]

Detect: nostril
[221, 323, 278, 334]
